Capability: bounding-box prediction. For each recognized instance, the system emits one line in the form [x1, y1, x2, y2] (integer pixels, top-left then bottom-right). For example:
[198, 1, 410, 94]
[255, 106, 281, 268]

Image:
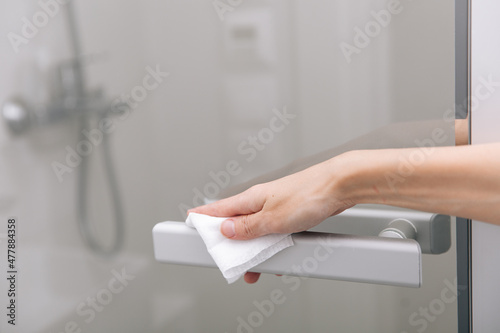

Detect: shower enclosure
[0, 0, 469, 332]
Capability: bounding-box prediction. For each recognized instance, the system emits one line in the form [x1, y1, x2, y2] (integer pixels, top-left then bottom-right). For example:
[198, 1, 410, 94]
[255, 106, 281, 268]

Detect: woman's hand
[188, 155, 357, 283]
[189, 156, 355, 240]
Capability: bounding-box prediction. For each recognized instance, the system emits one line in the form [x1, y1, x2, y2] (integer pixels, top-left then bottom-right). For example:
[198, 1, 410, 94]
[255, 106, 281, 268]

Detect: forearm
[334, 143, 500, 224]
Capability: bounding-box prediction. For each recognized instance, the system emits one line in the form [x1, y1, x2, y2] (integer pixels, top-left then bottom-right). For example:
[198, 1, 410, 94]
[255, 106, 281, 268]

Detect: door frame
[455, 0, 472, 332]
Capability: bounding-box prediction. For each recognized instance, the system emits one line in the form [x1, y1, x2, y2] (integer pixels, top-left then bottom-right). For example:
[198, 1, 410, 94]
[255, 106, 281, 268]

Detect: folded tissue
[186, 213, 294, 283]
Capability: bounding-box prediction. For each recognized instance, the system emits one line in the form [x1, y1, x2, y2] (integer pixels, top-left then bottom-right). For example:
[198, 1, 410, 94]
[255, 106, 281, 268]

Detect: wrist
[327, 149, 390, 207]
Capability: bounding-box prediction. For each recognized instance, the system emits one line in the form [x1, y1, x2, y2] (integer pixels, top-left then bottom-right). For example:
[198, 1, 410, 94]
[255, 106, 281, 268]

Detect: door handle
[310, 205, 451, 255]
[153, 222, 421, 287]
[152, 207, 450, 288]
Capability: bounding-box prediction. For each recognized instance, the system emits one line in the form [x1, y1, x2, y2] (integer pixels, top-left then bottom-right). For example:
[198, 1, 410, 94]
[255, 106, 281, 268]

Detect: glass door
[0, 0, 467, 332]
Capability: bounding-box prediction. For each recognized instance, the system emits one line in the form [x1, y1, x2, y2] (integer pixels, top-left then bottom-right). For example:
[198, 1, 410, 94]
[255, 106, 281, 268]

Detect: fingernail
[221, 219, 236, 238]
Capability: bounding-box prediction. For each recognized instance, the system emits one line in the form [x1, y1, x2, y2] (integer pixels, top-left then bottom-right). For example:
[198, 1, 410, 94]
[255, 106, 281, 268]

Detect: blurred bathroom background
[0, 0, 457, 332]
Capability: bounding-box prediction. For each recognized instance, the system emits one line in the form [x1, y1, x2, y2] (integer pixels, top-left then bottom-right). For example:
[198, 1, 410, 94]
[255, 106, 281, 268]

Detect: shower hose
[64, 1, 124, 256]
[76, 114, 125, 256]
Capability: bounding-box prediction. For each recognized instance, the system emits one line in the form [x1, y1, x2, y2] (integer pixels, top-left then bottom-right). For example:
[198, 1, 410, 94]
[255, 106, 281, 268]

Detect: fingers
[220, 212, 270, 240]
[244, 272, 261, 284]
[243, 272, 282, 284]
[188, 186, 271, 240]
[188, 186, 266, 218]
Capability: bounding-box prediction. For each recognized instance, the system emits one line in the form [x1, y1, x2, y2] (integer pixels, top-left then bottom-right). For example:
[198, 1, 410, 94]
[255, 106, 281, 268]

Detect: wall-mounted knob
[2, 98, 31, 134]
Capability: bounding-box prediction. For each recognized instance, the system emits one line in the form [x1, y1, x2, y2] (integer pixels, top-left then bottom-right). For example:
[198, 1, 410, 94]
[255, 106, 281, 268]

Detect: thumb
[220, 214, 267, 240]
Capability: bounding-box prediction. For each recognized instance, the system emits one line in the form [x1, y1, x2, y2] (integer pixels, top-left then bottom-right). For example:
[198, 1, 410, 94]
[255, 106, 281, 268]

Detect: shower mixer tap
[1, 59, 128, 135]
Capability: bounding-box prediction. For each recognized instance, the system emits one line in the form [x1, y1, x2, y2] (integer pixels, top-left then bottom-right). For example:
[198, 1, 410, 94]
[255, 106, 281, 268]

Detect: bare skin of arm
[190, 119, 500, 283]
[455, 118, 468, 146]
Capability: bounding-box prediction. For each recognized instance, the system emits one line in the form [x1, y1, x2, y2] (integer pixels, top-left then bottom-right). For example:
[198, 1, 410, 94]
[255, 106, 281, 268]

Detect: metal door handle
[310, 205, 451, 255]
[153, 221, 422, 287]
[152, 207, 449, 288]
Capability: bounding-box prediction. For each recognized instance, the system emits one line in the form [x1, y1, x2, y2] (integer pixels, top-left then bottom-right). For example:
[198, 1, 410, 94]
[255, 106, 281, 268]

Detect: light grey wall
[471, 0, 500, 331]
